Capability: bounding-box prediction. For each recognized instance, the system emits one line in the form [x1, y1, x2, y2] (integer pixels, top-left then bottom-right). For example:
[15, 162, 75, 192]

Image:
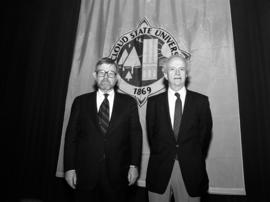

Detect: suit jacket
[146, 90, 212, 197]
[64, 91, 142, 190]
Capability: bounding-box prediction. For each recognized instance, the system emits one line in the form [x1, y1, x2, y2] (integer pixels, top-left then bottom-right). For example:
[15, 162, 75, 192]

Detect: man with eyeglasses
[64, 57, 142, 202]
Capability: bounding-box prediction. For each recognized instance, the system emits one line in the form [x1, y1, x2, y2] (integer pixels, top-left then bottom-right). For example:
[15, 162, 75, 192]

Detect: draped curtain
[56, 0, 245, 195]
[2, 0, 270, 201]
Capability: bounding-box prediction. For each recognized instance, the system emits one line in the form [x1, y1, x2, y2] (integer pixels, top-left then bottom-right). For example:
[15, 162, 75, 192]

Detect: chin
[174, 81, 183, 86]
[101, 87, 113, 91]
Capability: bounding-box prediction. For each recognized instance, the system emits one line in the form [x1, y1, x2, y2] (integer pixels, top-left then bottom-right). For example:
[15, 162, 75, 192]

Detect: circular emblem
[109, 18, 190, 107]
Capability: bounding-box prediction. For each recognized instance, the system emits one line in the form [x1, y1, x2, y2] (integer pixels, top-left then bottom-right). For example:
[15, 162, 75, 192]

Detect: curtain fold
[57, 0, 245, 195]
[3, 0, 81, 201]
[2, 0, 270, 201]
[230, 0, 270, 200]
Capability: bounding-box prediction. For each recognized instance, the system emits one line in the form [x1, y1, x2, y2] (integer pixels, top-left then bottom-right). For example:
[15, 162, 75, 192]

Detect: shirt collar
[97, 89, 115, 98]
[168, 86, 186, 99]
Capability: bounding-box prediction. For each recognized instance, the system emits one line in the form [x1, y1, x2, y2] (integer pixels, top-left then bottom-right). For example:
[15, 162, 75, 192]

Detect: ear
[92, 72, 97, 79]
[115, 74, 120, 86]
[162, 66, 168, 80]
[163, 72, 168, 80]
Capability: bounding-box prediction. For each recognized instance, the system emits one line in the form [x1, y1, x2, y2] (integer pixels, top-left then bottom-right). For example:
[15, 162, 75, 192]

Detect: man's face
[93, 63, 118, 92]
[163, 56, 187, 91]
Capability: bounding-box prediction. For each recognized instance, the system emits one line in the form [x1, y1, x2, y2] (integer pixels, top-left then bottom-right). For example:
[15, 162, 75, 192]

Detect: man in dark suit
[64, 57, 142, 202]
[146, 55, 212, 202]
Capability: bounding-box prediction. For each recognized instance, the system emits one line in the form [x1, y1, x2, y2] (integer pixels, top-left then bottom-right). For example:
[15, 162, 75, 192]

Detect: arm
[199, 97, 213, 159]
[64, 97, 80, 175]
[128, 98, 142, 185]
[146, 97, 156, 147]
[128, 98, 142, 167]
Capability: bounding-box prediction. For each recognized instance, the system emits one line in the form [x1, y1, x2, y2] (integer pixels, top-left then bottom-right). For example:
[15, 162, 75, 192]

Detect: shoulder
[148, 91, 167, 103]
[116, 92, 137, 105]
[187, 90, 210, 106]
[188, 90, 208, 100]
[73, 91, 96, 103]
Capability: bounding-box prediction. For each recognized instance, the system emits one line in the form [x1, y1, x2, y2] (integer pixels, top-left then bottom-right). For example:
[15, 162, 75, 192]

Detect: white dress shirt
[96, 89, 115, 120]
[168, 87, 186, 128]
[96, 89, 137, 170]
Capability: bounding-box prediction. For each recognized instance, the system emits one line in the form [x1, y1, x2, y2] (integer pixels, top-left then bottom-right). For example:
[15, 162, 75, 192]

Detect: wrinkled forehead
[96, 63, 117, 71]
[166, 56, 187, 68]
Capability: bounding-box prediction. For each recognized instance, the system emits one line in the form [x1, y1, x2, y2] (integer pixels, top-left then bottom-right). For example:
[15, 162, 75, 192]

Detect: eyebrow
[168, 66, 185, 69]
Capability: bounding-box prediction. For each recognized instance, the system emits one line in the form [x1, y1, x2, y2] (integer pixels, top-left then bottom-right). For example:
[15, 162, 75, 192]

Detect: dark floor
[14, 178, 251, 202]
[129, 186, 248, 202]
[18, 185, 248, 202]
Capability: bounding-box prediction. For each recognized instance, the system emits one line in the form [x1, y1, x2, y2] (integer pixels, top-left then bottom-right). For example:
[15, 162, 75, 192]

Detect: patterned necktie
[173, 93, 182, 139]
[98, 94, 109, 134]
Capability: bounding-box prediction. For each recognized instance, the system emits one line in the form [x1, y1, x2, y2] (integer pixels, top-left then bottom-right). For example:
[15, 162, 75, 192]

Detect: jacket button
[176, 144, 179, 148]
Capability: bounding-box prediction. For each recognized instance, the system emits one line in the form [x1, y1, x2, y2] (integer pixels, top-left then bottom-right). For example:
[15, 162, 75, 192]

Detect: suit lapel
[178, 90, 192, 140]
[106, 92, 121, 135]
[163, 92, 176, 141]
[88, 92, 100, 131]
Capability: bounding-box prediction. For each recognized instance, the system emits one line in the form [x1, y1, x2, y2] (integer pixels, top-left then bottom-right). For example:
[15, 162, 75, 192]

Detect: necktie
[173, 93, 182, 139]
[98, 94, 109, 134]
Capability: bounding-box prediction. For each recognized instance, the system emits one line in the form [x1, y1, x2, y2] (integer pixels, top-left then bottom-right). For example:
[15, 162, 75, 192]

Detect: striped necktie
[98, 94, 109, 134]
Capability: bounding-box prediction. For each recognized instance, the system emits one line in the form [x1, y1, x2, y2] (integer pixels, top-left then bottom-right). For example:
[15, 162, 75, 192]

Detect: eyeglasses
[96, 70, 117, 78]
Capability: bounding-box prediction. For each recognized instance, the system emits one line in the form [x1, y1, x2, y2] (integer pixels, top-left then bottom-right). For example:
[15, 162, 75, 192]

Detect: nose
[175, 68, 181, 75]
[103, 72, 110, 78]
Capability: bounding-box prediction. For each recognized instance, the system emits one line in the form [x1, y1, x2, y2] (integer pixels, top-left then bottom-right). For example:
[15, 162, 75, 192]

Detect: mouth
[101, 78, 110, 82]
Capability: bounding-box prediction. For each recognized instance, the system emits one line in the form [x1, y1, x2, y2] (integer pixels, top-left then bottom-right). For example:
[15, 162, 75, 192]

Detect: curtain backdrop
[56, 0, 245, 195]
[3, 0, 270, 201]
[3, 0, 81, 201]
[230, 0, 270, 200]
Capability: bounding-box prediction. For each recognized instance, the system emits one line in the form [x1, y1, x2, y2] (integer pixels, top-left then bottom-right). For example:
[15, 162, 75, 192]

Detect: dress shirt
[96, 89, 115, 120]
[168, 87, 186, 128]
[96, 89, 136, 169]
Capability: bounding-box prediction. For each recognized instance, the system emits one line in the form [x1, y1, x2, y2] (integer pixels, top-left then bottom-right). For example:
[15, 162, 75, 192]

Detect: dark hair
[95, 57, 118, 72]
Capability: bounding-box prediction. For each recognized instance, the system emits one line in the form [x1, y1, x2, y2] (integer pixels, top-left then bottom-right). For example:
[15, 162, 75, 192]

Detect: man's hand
[128, 166, 139, 186]
[65, 170, 77, 189]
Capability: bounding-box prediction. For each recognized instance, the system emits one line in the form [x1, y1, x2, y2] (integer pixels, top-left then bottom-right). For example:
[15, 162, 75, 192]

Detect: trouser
[75, 161, 127, 202]
[148, 160, 200, 202]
